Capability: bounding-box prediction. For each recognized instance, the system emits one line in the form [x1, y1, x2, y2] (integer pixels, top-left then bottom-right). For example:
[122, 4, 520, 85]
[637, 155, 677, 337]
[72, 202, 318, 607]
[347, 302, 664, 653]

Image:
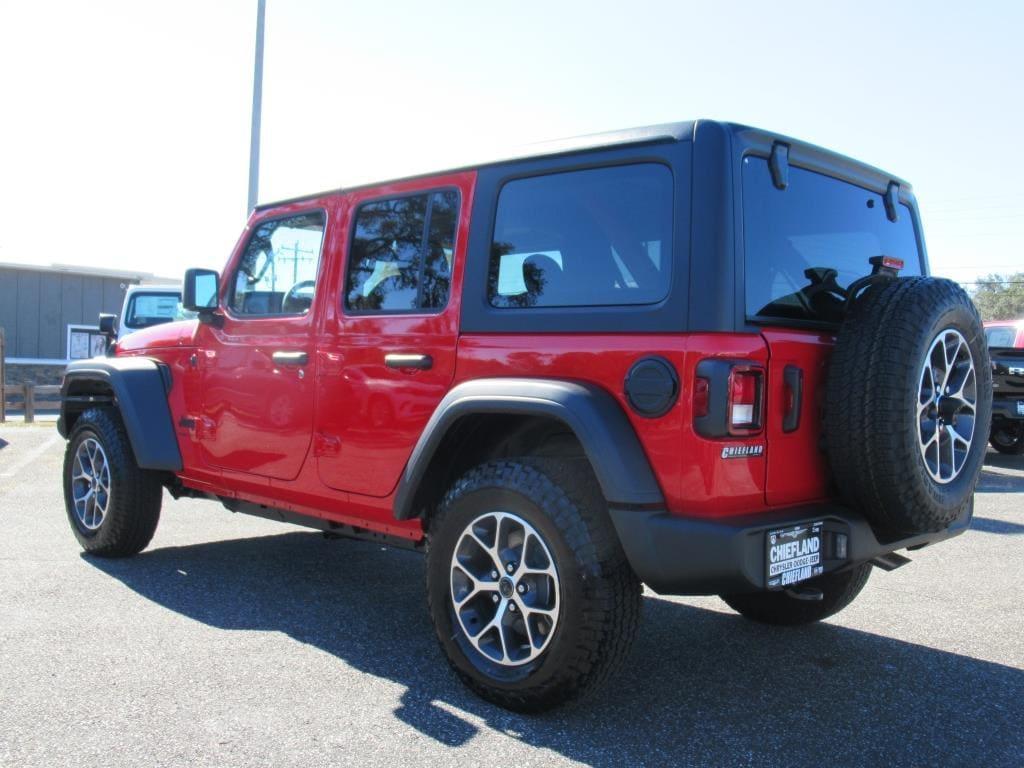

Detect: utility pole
[247, 0, 266, 214]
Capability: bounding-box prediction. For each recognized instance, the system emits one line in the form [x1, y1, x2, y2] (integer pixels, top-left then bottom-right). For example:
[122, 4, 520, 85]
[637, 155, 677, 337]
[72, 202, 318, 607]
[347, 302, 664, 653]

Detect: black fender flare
[393, 378, 664, 520]
[58, 357, 183, 472]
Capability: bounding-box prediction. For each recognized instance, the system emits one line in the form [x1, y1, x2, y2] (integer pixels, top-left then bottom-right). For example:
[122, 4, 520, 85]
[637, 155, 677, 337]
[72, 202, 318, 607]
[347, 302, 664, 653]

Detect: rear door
[314, 174, 473, 497]
[761, 329, 832, 505]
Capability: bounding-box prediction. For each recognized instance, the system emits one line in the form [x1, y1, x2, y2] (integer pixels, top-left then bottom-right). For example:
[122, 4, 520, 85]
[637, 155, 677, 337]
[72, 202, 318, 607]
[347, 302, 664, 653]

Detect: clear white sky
[1, 0, 1021, 285]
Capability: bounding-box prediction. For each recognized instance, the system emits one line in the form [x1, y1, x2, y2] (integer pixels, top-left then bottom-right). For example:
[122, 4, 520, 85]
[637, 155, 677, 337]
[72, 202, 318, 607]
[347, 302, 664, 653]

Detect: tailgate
[761, 328, 834, 506]
[991, 347, 1024, 401]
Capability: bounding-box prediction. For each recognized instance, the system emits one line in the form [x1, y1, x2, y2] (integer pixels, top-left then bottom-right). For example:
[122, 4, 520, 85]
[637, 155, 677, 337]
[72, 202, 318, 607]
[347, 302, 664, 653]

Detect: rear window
[124, 292, 181, 329]
[743, 156, 922, 325]
[488, 163, 673, 308]
[986, 326, 1017, 347]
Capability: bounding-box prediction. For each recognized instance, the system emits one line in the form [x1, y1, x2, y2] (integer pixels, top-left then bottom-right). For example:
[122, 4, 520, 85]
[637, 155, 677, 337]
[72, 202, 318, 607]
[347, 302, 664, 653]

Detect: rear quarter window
[488, 163, 673, 308]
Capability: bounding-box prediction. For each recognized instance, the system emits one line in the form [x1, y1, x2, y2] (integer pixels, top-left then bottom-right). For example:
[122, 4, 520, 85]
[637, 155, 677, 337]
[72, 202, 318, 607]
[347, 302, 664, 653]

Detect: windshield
[743, 156, 922, 325]
[125, 291, 182, 329]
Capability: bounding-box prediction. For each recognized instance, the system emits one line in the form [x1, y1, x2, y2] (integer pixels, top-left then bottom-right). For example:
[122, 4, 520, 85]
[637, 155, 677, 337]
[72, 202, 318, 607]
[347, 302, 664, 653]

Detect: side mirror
[98, 313, 118, 336]
[98, 313, 118, 355]
[183, 268, 220, 314]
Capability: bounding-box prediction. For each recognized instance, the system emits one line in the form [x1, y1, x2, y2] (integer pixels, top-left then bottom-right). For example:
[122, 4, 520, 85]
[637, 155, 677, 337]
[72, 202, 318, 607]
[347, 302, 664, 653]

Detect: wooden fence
[1, 384, 61, 423]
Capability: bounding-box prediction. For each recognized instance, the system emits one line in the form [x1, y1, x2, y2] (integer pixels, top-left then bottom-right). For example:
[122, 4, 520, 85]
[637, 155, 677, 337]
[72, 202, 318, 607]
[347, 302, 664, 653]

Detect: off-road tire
[989, 423, 1024, 455]
[825, 277, 992, 534]
[425, 458, 642, 712]
[721, 564, 872, 626]
[63, 407, 163, 557]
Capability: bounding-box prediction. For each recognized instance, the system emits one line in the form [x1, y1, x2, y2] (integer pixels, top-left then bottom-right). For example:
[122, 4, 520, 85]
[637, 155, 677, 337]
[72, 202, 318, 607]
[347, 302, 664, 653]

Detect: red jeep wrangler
[59, 120, 991, 711]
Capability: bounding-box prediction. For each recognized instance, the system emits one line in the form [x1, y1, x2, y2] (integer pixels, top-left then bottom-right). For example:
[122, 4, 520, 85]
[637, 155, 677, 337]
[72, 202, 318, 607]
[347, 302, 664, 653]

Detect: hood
[116, 319, 199, 353]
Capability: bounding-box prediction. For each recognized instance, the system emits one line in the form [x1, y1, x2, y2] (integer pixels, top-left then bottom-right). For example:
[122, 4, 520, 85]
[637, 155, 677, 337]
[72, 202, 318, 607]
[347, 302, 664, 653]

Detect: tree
[969, 273, 1024, 322]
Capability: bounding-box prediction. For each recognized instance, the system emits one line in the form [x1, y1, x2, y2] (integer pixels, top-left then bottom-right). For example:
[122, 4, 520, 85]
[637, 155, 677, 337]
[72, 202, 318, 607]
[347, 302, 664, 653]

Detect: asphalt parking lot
[1, 424, 1021, 767]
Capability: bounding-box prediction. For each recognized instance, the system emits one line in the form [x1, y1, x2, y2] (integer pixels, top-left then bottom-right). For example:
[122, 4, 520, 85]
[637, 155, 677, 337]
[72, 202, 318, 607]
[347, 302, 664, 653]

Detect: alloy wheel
[917, 328, 977, 483]
[449, 511, 560, 666]
[71, 437, 111, 531]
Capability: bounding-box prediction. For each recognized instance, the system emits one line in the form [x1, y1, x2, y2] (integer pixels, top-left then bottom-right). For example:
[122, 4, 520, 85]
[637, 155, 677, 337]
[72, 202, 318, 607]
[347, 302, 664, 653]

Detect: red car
[59, 121, 991, 711]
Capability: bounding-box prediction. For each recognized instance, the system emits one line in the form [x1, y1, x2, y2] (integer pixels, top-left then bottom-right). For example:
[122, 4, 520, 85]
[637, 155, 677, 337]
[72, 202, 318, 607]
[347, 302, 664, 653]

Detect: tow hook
[785, 586, 824, 601]
[870, 552, 912, 571]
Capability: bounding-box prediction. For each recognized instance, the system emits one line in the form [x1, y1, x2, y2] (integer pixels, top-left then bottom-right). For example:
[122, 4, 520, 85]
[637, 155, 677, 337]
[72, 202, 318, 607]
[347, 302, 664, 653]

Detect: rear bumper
[991, 397, 1024, 421]
[608, 500, 972, 596]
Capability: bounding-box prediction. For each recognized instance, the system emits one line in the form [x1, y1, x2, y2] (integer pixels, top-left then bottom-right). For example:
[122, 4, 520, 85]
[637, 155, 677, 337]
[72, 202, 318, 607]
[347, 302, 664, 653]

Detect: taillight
[727, 366, 764, 434]
[692, 359, 766, 438]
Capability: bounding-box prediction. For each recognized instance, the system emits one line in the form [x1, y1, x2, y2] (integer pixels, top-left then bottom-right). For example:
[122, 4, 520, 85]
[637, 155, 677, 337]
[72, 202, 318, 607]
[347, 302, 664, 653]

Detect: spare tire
[825, 277, 992, 534]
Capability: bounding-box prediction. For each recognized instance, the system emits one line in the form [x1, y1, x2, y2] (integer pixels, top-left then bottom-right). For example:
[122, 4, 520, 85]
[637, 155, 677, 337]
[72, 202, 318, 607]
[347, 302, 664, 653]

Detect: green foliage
[969, 273, 1024, 322]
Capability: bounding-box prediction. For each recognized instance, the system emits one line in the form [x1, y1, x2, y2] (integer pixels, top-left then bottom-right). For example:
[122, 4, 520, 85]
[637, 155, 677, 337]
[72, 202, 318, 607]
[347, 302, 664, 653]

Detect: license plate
[766, 522, 824, 588]
[1017, 401, 1024, 416]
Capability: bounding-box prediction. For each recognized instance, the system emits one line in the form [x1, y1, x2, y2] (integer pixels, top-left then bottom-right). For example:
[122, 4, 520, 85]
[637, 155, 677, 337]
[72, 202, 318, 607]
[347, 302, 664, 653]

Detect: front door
[198, 209, 328, 481]
[315, 176, 471, 498]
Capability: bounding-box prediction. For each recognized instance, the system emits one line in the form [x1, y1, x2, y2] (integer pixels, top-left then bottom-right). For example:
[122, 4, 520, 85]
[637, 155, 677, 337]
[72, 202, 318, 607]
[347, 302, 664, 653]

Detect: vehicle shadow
[983, 449, 1024, 473]
[977, 451, 1024, 494]
[86, 533, 1023, 767]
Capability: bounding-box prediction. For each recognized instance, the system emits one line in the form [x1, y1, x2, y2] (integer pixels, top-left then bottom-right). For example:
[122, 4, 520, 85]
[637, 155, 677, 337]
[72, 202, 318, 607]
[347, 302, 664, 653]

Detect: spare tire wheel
[825, 277, 992, 535]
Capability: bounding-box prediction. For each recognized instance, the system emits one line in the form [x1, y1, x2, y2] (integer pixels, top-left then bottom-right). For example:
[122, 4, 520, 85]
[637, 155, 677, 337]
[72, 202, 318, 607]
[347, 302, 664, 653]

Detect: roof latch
[884, 181, 900, 222]
[769, 142, 790, 190]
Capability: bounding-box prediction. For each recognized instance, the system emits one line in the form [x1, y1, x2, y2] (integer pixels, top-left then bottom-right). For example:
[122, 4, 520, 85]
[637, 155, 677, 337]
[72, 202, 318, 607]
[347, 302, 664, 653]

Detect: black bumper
[991, 397, 1024, 422]
[608, 500, 972, 596]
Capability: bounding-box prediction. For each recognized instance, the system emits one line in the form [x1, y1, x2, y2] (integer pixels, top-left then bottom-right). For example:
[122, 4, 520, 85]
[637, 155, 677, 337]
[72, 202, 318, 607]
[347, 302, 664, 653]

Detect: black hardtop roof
[254, 119, 910, 213]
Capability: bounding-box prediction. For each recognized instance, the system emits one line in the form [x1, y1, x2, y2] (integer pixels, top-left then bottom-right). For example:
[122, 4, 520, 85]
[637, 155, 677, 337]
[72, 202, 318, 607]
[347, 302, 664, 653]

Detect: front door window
[230, 212, 326, 316]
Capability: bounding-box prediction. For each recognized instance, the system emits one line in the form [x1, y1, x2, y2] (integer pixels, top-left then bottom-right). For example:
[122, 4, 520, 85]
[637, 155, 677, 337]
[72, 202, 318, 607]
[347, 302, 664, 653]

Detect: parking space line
[0, 434, 61, 479]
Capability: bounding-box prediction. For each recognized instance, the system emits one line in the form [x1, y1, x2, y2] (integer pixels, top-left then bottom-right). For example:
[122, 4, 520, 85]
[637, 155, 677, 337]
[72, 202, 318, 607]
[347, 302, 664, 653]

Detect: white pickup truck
[117, 285, 182, 340]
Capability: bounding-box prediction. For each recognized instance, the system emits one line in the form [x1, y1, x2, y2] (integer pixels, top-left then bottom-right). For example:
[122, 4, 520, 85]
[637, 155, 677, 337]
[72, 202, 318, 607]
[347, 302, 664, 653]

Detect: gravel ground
[1, 423, 1021, 767]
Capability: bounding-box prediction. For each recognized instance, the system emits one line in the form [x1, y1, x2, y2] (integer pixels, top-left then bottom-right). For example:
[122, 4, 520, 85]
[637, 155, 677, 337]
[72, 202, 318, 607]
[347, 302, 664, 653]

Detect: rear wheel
[425, 458, 641, 712]
[63, 408, 163, 557]
[989, 422, 1024, 455]
[721, 564, 872, 626]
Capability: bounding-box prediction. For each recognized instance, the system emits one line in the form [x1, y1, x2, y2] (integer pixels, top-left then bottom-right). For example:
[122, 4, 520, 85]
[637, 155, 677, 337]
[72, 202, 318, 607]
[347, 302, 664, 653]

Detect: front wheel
[63, 407, 163, 557]
[721, 564, 872, 626]
[989, 421, 1024, 455]
[425, 458, 641, 712]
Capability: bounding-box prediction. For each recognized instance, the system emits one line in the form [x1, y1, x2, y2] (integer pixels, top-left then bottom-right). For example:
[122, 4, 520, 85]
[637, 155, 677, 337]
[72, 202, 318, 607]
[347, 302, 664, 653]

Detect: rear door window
[345, 190, 459, 313]
[743, 157, 922, 325]
[488, 164, 673, 308]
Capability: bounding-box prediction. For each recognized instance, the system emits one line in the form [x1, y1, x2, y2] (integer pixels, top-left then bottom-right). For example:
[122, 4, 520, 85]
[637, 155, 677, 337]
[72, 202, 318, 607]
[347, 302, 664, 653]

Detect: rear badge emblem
[721, 444, 764, 459]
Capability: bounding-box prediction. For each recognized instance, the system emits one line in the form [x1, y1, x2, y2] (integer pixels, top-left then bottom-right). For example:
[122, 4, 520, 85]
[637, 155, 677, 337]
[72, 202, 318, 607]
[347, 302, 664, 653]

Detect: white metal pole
[247, 0, 266, 214]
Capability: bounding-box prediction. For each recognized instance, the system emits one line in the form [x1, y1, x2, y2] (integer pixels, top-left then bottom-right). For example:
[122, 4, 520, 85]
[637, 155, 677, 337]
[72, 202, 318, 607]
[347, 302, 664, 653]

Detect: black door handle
[272, 351, 308, 366]
[385, 353, 433, 370]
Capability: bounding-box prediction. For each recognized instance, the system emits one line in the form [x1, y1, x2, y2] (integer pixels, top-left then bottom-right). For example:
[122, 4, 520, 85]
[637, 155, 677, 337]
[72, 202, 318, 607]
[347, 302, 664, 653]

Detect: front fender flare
[393, 378, 664, 520]
[59, 357, 182, 472]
